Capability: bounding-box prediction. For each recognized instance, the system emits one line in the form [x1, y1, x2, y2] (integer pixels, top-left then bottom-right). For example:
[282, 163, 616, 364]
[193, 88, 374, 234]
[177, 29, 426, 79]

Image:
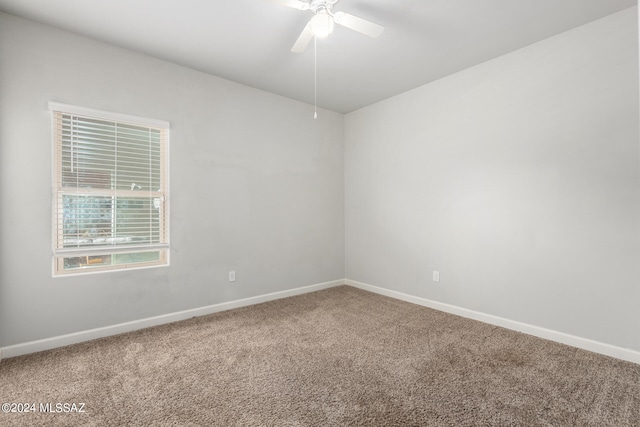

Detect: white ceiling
[0, 0, 636, 113]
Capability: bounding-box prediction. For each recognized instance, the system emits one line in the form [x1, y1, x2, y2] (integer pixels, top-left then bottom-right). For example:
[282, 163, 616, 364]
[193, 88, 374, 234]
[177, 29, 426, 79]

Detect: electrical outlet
[228, 271, 236, 282]
[433, 271, 440, 282]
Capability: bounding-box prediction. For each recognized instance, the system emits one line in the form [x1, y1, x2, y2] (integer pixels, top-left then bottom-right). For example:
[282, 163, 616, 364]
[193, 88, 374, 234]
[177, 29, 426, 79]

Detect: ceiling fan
[270, 0, 384, 53]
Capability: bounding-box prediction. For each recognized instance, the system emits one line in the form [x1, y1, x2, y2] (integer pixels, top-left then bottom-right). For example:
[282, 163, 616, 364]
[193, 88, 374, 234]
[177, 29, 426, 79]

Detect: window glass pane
[62, 195, 162, 248]
[113, 251, 160, 265]
[61, 251, 161, 271]
[60, 116, 162, 191]
[61, 117, 116, 188]
[113, 197, 161, 244]
[62, 195, 113, 247]
[63, 254, 112, 270]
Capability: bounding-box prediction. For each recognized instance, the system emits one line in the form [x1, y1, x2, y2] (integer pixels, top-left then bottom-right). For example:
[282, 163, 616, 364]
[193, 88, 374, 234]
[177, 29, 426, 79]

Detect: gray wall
[0, 12, 345, 347]
[345, 8, 640, 351]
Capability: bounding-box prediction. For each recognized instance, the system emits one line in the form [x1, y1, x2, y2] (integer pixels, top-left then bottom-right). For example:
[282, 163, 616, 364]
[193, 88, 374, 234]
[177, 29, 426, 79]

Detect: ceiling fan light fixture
[310, 11, 334, 38]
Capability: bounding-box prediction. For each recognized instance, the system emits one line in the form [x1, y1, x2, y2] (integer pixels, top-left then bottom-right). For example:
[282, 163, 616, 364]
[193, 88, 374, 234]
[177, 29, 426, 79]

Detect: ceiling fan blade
[291, 21, 314, 53]
[333, 11, 384, 38]
[268, 0, 309, 10]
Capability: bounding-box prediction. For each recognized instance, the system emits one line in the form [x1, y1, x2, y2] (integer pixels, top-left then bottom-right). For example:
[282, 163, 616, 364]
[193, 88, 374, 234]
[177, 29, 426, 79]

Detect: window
[50, 102, 169, 276]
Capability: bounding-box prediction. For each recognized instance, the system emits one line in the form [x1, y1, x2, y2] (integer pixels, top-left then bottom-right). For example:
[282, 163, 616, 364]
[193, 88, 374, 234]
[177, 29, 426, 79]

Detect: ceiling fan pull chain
[314, 35, 318, 119]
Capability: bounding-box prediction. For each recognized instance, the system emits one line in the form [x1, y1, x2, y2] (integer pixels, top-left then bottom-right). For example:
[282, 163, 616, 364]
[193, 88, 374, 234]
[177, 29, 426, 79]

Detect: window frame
[50, 102, 170, 277]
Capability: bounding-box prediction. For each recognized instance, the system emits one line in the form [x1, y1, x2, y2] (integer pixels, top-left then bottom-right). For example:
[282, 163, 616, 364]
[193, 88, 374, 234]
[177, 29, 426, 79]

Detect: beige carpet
[1, 285, 638, 426]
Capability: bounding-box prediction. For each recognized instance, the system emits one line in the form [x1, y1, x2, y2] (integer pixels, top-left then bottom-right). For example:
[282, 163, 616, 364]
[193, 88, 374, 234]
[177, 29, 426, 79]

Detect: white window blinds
[50, 102, 169, 275]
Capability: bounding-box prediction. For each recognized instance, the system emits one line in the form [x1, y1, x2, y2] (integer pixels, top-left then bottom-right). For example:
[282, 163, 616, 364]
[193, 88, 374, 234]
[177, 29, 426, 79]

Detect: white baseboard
[0, 279, 344, 360]
[345, 279, 640, 365]
[4, 278, 638, 365]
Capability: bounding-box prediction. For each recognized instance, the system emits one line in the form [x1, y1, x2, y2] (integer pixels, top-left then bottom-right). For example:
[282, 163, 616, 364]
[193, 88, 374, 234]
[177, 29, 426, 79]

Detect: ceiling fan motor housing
[308, 0, 340, 15]
[276, 0, 384, 53]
